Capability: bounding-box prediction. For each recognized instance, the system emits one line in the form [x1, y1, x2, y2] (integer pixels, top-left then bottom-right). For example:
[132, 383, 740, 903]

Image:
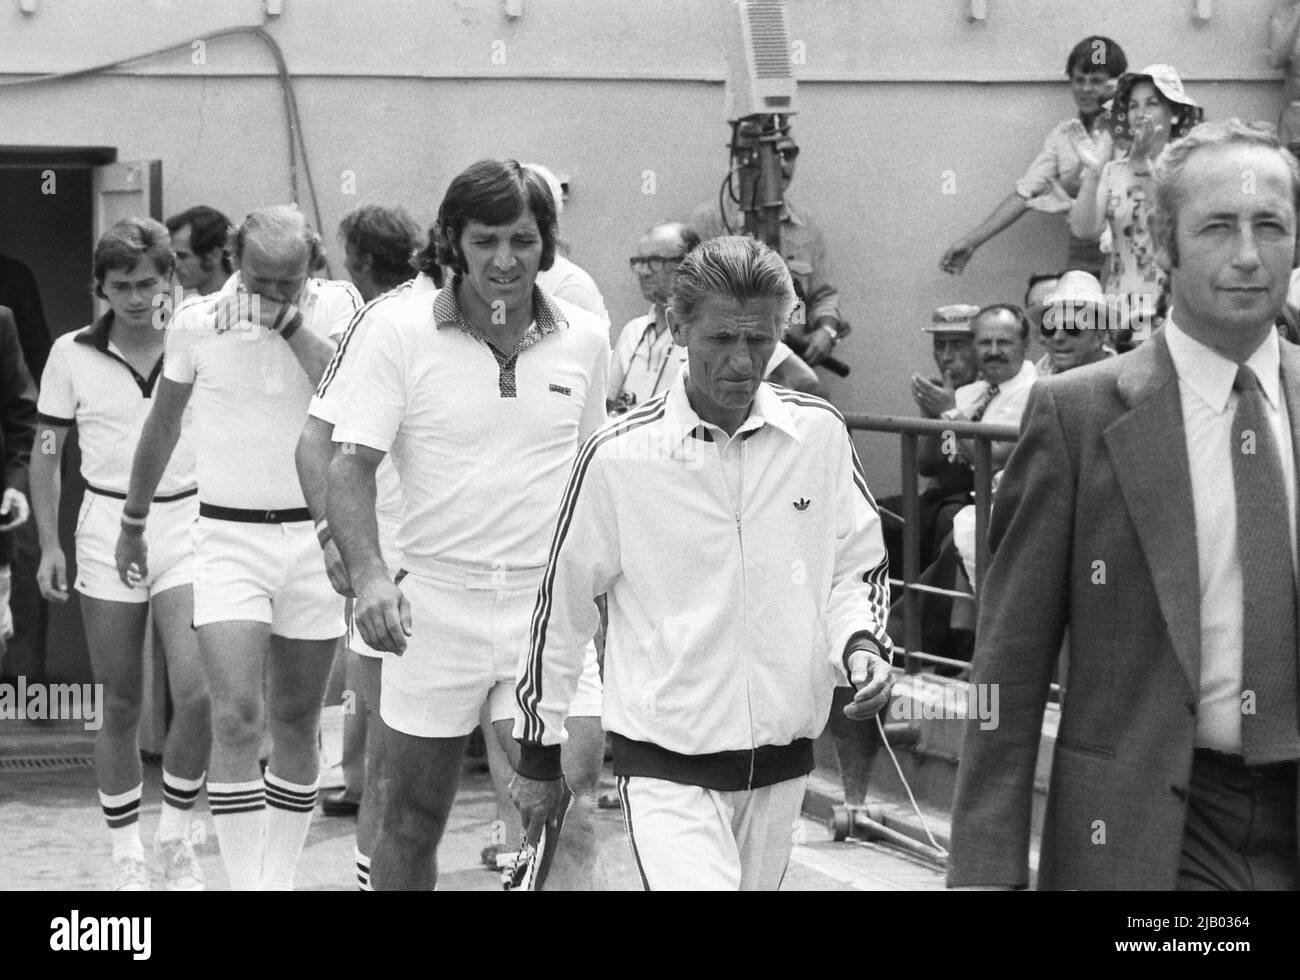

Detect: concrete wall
[1, 0, 1293, 491]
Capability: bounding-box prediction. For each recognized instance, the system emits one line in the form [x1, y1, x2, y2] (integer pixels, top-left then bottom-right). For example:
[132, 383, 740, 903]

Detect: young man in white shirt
[33, 218, 209, 891]
[512, 235, 894, 890]
[117, 206, 361, 890]
[327, 160, 609, 890]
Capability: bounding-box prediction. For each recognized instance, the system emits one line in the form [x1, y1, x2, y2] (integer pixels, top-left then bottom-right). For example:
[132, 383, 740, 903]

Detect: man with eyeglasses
[688, 129, 848, 370]
[610, 221, 822, 416]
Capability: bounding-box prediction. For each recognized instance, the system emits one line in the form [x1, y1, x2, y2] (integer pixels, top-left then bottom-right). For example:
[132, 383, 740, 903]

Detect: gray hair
[1153, 118, 1300, 264]
[668, 235, 797, 326]
[232, 204, 324, 266]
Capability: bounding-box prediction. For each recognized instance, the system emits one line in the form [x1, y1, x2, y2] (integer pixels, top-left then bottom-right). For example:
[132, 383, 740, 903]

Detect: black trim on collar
[72, 311, 164, 398]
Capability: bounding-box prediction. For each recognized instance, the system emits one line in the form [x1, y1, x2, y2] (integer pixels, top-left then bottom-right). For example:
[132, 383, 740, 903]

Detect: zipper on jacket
[715, 430, 757, 790]
[737, 438, 756, 790]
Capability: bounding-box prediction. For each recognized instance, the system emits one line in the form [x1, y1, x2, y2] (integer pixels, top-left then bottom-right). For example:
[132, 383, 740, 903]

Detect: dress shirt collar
[1164, 315, 1282, 414]
[634, 306, 670, 348]
[985, 358, 1038, 398]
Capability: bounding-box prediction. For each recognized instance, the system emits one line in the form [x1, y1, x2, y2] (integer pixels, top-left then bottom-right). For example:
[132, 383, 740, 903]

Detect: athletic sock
[208, 778, 266, 890]
[99, 784, 145, 863]
[262, 770, 318, 890]
[159, 770, 205, 842]
[355, 846, 372, 891]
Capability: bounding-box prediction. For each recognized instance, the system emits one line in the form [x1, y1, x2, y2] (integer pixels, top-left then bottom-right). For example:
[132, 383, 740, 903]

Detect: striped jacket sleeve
[514, 434, 622, 779]
[826, 422, 893, 679]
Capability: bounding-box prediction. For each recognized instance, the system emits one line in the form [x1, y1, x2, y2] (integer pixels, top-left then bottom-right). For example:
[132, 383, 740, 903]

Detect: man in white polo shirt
[512, 236, 894, 890]
[328, 159, 609, 890]
[296, 205, 429, 889]
[118, 205, 361, 890]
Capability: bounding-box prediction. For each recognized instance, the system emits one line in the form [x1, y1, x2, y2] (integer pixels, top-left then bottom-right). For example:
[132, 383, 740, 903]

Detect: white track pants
[615, 774, 807, 890]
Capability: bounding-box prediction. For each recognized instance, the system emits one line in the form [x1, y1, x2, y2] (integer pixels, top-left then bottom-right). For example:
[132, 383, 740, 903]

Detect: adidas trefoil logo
[793, 497, 811, 511]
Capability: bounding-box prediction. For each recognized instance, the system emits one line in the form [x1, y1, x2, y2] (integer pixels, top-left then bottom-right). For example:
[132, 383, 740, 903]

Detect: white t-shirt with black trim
[163, 274, 361, 509]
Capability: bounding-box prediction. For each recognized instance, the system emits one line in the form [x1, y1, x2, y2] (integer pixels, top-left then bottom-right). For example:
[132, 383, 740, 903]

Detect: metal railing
[842, 413, 1019, 677]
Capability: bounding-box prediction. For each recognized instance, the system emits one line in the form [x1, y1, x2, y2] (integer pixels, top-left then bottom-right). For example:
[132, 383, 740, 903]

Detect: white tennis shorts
[74, 491, 196, 603]
[192, 516, 344, 639]
[380, 564, 602, 738]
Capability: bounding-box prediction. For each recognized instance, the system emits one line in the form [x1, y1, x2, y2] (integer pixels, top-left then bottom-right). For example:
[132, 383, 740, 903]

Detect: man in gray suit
[949, 118, 1300, 890]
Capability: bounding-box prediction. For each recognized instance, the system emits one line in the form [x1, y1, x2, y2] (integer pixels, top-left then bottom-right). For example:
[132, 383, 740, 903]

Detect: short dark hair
[93, 217, 174, 296]
[338, 205, 421, 292]
[973, 303, 1031, 342]
[165, 205, 233, 273]
[434, 159, 558, 275]
[411, 226, 445, 288]
[1065, 36, 1127, 79]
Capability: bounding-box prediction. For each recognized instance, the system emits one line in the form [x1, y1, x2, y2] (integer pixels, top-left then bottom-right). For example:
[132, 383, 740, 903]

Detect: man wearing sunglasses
[1034, 271, 1116, 376]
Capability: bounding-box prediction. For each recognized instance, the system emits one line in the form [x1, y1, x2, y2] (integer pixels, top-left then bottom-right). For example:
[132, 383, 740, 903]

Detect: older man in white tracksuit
[512, 236, 894, 890]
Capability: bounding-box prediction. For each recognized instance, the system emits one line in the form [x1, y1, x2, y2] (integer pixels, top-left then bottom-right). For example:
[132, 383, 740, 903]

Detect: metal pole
[900, 434, 920, 675]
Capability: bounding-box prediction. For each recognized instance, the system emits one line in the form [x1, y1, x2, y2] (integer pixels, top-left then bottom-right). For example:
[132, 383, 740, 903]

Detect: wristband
[278, 310, 303, 341]
[315, 518, 332, 547]
[121, 511, 148, 526]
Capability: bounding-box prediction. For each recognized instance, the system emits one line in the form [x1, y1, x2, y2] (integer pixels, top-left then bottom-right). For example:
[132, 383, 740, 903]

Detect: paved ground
[0, 719, 945, 891]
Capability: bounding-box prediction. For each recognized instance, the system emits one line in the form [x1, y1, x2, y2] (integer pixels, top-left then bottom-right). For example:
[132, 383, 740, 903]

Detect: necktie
[969, 384, 1000, 423]
[1231, 364, 1300, 763]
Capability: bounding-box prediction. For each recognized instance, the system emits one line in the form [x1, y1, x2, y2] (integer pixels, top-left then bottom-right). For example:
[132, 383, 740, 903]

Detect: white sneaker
[157, 837, 205, 891]
[111, 855, 150, 891]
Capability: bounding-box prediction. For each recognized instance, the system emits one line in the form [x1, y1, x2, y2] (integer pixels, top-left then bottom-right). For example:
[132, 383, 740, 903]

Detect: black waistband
[1193, 747, 1298, 781]
[88, 484, 197, 504]
[198, 503, 312, 524]
[610, 733, 815, 792]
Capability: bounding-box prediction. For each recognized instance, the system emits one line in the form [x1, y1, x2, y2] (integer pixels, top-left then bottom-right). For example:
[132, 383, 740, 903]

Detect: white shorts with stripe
[616, 774, 807, 890]
[381, 563, 602, 739]
[192, 515, 345, 639]
[75, 491, 197, 603]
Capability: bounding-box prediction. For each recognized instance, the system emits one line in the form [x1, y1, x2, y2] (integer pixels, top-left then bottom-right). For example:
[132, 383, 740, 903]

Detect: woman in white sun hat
[1068, 64, 1203, 348]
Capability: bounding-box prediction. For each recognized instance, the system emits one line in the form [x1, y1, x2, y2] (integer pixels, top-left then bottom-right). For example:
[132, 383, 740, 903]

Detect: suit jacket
[948, 327, 1300, 890]
[0, 306, 37, 566]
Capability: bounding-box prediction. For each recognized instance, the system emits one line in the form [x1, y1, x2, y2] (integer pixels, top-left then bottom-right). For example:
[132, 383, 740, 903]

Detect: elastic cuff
[516, 741, 563, 781]
[279, 310, 303, 341]
[842, 631, 890, 677]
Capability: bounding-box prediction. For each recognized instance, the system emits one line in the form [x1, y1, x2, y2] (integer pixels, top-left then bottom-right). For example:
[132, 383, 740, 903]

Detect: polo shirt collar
[73, 309, 115, 351]
[432, 275, 567, 335]
[72, 309, 164, 397]
[1165, 314, 1282, 414]
[662, 370, 802, 447]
